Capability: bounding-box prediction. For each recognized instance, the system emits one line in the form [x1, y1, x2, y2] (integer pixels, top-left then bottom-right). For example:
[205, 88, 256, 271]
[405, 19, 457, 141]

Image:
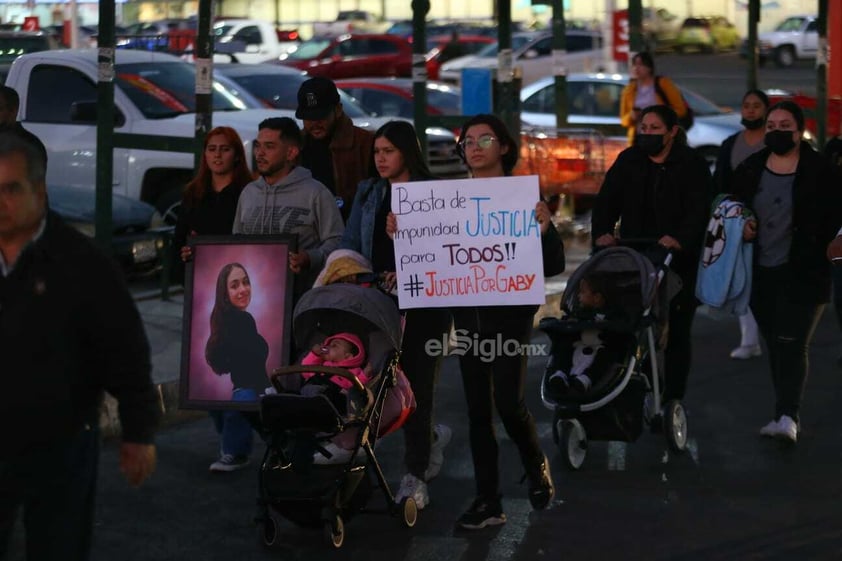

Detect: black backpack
[653, 76, 694, 131]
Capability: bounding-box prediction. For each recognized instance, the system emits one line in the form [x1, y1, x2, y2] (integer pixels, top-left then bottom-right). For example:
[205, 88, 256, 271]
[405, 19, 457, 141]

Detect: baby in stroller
[300, 332, 374, 464]
[547, 271, 632, 396]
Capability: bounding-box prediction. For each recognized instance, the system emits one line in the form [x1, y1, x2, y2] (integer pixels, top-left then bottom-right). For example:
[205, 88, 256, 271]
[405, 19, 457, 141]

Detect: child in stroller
[547, 271, 632, 395]
[257, 281, 418, 549]
[539, 245, 688, 470]
[299, 332, 374, 464]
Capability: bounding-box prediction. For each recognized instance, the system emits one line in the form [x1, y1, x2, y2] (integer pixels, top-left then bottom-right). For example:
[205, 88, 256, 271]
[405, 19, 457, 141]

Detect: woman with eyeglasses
[448, 114, 565, 529]
[342, 120, 454, 512]
[725, 101, 842, 444]
[592, 105, 711, 408]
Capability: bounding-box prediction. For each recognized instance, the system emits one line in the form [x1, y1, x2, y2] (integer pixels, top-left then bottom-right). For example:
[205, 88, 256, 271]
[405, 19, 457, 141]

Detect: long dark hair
[205, 262, 247, 374]
[372, 120, 435, 180]
[456, 114, 519, 175]
[640, 104, 687, 146]
[184, 127, 252, 206]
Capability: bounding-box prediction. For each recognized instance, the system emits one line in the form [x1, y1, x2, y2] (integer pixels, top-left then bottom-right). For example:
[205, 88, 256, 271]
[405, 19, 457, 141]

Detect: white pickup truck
[8, 49, 293, 218]
[754, 15, 818, 67]
[312, 10, 383, 37]
[213, 19, 300, 64]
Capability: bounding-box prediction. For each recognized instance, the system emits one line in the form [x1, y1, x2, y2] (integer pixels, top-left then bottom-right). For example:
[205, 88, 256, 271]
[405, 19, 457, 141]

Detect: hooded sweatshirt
[232, 166, 344, 297]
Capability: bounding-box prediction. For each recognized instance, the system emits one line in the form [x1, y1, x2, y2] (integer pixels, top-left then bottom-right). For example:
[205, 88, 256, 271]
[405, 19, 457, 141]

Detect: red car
[425, 34, 494, 80]
[335, 77, 461, 118]
[275, 33, 413, 79]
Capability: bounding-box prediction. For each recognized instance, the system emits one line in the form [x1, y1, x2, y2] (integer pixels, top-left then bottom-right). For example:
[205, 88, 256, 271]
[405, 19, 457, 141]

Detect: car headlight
[149, 210, 165, 229]
[67, 221, 96, 238]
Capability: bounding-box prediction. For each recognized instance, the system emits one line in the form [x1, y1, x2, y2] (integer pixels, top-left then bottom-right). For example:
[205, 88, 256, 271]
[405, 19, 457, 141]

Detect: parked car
[674, 16, 740, 53]
[642, 7, 680, 51]
[439, 30, 602, 86]
[426, 34, 494, 80]
[275, 33, 413, 79]
[520, 73, 743, 166]
[0, 30, 60, 81]
[48, 184, 172, 276]
[739, 15, 818, 67]
[215, 64, 466, 178]
[212, 19, 300, 63]
[313, 10, 383, 37]
[336, 78, 461, 118]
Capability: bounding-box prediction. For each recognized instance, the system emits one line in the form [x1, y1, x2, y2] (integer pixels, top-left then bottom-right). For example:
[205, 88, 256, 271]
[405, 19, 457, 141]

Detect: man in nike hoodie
[233, 117, 344, 303]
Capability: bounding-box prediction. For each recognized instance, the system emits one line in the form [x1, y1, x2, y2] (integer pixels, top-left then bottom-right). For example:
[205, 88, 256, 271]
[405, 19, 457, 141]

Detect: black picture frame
[178, 235, 296, 411]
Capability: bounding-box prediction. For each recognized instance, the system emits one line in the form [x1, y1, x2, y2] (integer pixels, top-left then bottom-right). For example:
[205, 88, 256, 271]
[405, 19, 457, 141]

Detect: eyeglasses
[458, 134, 498, 150]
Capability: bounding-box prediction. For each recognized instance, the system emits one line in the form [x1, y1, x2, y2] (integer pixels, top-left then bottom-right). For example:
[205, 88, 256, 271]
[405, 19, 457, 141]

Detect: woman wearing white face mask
[592, 104, 713, 406]
[726, 101, 842, 444]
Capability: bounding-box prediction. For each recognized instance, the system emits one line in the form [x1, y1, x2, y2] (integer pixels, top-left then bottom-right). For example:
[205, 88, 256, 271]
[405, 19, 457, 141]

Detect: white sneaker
[775, 415, 798, 443]
[424, 424, 453, 481]
[730, 344, 762, 360]
[395, 473, 429, 510]
[759, 419, 779, 437]
[209, 454, 250, 472]
[313, 442, 358, 465]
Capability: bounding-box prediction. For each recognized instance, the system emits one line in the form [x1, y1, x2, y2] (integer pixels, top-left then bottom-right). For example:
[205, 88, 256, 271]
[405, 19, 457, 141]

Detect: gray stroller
[257, 283, 416, 549]
[538, 245, 687, 470]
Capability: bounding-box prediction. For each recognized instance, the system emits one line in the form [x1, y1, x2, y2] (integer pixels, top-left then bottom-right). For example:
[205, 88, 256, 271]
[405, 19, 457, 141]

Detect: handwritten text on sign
[393, 176, 545, 309]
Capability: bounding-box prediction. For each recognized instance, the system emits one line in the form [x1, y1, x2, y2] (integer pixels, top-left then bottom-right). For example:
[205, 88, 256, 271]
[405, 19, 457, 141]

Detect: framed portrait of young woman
[179, 235, 296, 411]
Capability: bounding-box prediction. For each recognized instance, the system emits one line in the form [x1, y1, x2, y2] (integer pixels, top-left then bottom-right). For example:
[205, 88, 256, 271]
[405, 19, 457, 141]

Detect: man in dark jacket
[0, 131, 160, 560]
[0, 85, 48, 164]
[296, 77, 374, 221]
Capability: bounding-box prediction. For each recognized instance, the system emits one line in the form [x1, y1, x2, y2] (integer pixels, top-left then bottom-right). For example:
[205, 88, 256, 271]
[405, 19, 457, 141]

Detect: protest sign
[392, 176, 546, 309]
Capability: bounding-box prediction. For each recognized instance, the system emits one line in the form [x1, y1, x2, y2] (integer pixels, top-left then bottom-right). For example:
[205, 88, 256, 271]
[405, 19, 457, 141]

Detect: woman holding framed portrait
[174, 126, 257, 473]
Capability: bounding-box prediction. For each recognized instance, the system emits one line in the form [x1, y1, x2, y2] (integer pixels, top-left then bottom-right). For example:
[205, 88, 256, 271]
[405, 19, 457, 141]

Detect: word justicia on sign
[424, 329, 548, 363]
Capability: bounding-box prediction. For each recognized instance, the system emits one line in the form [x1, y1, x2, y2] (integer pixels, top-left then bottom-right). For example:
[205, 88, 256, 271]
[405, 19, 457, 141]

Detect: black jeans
[751, 265, 825, 422]
[0, 425, 99, 561]
[662, 281, 700, 402]
[400, 307, 452, 479]
[452, 306, 544, 500]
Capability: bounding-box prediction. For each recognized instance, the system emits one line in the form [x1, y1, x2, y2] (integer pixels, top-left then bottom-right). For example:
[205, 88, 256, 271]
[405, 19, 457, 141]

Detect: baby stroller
[257, 283, 416, 549]
[538, 244, 687, 470]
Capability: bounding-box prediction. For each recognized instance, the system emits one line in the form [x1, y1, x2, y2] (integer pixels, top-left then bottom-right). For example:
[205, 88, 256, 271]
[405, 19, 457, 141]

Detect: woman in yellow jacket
[620, 51, 688, 144]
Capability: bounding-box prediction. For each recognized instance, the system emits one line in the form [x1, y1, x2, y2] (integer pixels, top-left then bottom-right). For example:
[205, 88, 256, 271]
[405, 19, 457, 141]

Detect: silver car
[440, 31, 603, 86]
[520, 72, 743, 165]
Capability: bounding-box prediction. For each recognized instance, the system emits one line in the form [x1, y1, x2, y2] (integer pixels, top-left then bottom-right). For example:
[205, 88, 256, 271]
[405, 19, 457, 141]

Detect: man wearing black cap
[296, 76, 374, 221]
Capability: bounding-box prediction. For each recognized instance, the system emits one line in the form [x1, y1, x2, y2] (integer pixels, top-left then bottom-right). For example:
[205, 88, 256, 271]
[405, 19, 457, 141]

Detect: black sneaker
[525, 454, 555, 510]
[456, 496, 507, 529]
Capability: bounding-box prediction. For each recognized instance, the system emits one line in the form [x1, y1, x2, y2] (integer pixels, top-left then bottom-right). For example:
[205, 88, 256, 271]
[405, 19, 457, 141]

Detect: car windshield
[213, 24, 235, 37]
[224, 71, 369, 117]
[116, 62, 249, 118]
[679, 87, 726, 116]
[427, 85, 461, 114]
[284, 38, 331, 60]
[774, 17, 806, 32]
[474, 34, 535, 57]
[0, 36, 51, 62]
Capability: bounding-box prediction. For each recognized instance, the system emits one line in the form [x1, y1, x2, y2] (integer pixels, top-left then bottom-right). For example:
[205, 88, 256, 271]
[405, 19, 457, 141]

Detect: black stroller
[257, 283, 416, 549]
[538, 245, 687, 470]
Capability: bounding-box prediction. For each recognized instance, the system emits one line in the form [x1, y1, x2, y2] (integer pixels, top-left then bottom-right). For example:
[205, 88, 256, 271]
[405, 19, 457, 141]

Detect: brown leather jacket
[303, 113, 374, 220]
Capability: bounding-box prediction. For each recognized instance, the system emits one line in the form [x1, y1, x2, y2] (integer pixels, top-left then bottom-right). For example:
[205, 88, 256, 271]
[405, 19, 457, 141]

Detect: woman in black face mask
[592, 104, 712, 404]
[725, 101, 842, 444]
[713, 90, 770, 362]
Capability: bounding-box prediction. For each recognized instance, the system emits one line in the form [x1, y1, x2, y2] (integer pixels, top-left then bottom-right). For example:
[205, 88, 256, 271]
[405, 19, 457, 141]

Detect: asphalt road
[86, 301, 842, 561]
[654, 51, 817, 109]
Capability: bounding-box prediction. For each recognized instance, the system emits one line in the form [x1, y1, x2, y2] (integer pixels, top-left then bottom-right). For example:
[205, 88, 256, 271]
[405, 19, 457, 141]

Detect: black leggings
[399, 307, 452, 478]
[452, 306, 544, 499]
[751, 265, 825, 423]
[662, 278, 699, 402]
